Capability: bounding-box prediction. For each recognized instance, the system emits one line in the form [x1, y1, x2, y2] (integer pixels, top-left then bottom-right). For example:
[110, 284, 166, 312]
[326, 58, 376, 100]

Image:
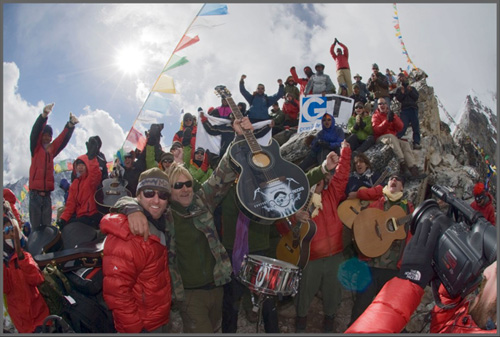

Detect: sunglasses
[389, 176, 403, 182]
[173, 180, 193, 190]
[184, 118, 193, 122]
[162, 159, 173, 164]
[475, 195, 485, 202]
[355, 106, 364, 109]
[142, 189, 169, 200]
[378, 102, 387, 105]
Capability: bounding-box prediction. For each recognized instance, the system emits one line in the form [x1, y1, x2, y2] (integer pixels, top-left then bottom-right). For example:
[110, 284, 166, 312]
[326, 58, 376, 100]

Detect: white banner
[195, 113, 272, 154]
[298, 94, 354, 133]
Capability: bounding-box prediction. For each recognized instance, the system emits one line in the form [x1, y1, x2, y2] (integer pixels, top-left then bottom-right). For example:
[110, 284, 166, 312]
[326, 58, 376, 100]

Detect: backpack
[61, 290, 116, 333]
[37, 264, 72, 316]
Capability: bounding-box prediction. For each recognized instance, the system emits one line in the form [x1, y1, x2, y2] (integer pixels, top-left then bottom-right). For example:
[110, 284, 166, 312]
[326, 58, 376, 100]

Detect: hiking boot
[324, 315, 335, 333]
[409, 166, 427, 180]
[399, 161, 411, 178]
[413, 143, 422, 150]
[245, 308, 258, 323]
[295, 316, 307, 333]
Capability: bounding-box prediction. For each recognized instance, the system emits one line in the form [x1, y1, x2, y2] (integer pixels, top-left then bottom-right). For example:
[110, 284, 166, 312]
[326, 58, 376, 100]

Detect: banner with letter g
[298, 94, 354, 133]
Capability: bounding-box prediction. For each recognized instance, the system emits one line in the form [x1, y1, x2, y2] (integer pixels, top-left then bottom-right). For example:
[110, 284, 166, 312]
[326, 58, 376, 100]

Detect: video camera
[410, 184, 497, 301]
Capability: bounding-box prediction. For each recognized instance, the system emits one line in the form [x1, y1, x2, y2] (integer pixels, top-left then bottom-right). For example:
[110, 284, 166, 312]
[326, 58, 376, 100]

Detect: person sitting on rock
[346, 102, 375, 154]
[372, 98, 425, 180]
[299, 112, 344, 172]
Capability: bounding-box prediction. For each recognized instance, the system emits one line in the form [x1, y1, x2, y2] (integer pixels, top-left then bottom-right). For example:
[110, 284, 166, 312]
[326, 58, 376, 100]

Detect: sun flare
[115, 45, 145, 75]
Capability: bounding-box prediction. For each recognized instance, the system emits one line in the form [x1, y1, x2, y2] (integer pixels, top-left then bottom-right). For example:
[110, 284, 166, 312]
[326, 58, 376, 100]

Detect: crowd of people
[3, 38, 497, 334]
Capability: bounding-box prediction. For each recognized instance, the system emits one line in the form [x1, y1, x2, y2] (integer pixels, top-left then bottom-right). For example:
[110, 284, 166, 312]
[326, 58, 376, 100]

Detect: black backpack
[61, 289, 116, 333]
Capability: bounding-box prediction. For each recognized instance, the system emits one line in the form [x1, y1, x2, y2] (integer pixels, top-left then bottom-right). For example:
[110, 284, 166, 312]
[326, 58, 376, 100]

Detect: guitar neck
[396, 213, 412, 227]
[225, 97, 262, 154]
[373, 167, 391, 186]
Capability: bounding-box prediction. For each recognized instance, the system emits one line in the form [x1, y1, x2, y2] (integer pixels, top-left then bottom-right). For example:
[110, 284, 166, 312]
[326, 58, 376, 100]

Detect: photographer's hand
[398, 218, 440, 289]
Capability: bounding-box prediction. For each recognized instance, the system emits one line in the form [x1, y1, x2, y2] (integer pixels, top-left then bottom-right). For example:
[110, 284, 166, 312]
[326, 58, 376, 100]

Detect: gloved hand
[334, 38, 339, 44]
[69, 112, 79, 127]
[387, 110, 394, 122]
[86, 136, 99, 160]
[359, 119, 366, 129]
[398, 218, 440, 289]
[318, 140, 330, 149]
[56, 219, 67, 229]
[182, 127, 192, 146]
[42, 103, 55, 118]
[146, 123, 163, 146]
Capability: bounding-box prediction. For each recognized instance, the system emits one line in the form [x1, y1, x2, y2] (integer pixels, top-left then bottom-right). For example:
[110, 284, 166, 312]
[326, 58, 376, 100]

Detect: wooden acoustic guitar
[338, 167, 391, 229]
[214, 85, 310, 224]
[276, 192, 317, 268]
[352, 205, 412, 258]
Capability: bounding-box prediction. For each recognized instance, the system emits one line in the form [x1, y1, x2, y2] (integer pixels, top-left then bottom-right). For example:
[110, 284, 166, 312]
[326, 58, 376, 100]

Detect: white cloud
[3, 61, 126, 184]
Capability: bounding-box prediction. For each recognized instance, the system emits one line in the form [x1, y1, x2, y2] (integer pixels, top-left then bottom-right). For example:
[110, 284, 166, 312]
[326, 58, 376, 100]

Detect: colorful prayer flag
[199, 4, 228, 16]
[174, 34, 200, 53]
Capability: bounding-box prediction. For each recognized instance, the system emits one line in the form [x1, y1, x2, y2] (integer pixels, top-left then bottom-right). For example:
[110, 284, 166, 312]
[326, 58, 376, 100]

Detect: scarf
[382, 185, 403, 202]
[232, 211, 250, 275]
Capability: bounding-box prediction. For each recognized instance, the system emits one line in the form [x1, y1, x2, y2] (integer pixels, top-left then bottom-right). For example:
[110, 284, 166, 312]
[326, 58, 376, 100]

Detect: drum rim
[246, 254, 299, 270]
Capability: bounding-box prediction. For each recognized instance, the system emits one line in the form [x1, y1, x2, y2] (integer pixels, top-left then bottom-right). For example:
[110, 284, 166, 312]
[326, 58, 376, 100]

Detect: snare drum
[238, 254, 300, 297]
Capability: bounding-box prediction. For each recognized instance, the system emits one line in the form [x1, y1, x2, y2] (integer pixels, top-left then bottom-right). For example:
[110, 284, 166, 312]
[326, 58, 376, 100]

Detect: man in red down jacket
[58, 147, 102, 229]
[100, 168, 172, 333]
[29, 103, 77, 229]
[290, 65, 314, 96]
[330, 38, 353, 96]
[279, 141, 351, 333]
[3, 200, 49, 333]
[347, 173, 414, 326]
[346, 215, 497, 334]
[471, 182, 496, 226]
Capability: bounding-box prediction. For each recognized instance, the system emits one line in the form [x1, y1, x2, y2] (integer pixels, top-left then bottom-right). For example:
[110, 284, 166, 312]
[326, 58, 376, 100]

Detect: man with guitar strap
[348, 173, 414, 327]
[278, 141, 352, 333]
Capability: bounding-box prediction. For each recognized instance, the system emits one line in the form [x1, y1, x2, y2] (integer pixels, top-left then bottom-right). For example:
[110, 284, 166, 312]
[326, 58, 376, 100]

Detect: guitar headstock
[214, 85, 232, 100]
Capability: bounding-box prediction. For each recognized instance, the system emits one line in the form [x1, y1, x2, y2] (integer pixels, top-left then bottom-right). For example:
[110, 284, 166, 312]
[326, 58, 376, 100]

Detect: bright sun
[115, 45, 145, 75]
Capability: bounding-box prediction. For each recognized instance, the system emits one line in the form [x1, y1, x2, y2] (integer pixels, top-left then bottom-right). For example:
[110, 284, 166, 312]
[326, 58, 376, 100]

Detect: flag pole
[120, 3, 208, 151]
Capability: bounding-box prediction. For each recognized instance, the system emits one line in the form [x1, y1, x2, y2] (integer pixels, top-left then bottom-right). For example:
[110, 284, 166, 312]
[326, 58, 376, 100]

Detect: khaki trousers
[377, 134, 416, 167]
[180, 287, 224, 333]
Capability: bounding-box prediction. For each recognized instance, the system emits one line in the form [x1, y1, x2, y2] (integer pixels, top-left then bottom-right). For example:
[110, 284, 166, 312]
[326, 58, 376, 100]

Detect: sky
[2, 2, 498, 184]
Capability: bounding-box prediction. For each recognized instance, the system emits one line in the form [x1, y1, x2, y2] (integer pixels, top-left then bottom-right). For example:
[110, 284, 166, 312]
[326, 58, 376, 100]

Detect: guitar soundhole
[252, 153, 270, 168]
[110, 182, 120, 188]
[386, 219, 395, 232]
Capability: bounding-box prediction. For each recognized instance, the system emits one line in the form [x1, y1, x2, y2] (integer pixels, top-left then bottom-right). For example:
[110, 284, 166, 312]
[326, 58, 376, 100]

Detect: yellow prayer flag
[152, 74, 177, 94]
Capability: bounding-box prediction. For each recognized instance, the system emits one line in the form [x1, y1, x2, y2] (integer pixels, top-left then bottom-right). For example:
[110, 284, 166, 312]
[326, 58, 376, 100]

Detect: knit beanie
[473, 182, 485, 197]
[161, 152, 174, 162]
[136, 168, 171, 195]
[43, 125, 53, 136]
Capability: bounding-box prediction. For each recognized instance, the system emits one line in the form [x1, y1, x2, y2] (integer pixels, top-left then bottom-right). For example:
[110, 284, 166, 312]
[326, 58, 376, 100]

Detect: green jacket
[112, 143, 236, 301]
[183, 145, 213, 184]
[347, 115, 373, 141]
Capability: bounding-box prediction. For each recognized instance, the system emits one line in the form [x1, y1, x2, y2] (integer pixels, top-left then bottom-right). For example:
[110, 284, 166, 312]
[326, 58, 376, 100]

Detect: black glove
[359, 119, 366, 129]
[147, 123, 163, 146]
[182, 127, 192, 146]
[387, 110, 394, 122]
[398, 218, 440, 289]
[318, 140, 330, 149]
[86, 137, 99, 160]
[353, 123, 360, 130]
[56, 219, 67, 229]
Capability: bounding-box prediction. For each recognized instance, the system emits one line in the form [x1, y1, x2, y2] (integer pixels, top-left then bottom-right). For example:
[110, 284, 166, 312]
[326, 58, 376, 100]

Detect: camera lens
[410, 199, 442, 235]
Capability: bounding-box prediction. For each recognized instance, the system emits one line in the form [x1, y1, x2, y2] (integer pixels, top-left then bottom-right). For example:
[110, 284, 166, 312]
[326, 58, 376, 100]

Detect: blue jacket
[239, 81, 284, 121]
[311, 115, 345, 153]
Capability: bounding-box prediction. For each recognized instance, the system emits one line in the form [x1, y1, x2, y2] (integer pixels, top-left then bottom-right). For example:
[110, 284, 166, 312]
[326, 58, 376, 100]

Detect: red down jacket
[346, 277, 497, 334]
[100, 213, 172, 333]
[60, 154, 101, 223]
[3, 251, 49, 333]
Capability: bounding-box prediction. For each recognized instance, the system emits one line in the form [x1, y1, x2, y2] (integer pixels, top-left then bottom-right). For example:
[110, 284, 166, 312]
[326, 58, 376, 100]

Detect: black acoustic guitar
[214, 85, 310, 224]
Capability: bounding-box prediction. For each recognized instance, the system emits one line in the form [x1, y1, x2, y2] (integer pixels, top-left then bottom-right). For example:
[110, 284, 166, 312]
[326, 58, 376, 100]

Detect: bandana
[382, 185, 403, 202]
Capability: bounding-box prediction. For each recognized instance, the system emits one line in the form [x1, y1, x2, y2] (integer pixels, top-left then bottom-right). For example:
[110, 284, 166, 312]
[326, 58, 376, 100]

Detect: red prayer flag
[126, 126, 147, 151]
[174, 34, 200, 53]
